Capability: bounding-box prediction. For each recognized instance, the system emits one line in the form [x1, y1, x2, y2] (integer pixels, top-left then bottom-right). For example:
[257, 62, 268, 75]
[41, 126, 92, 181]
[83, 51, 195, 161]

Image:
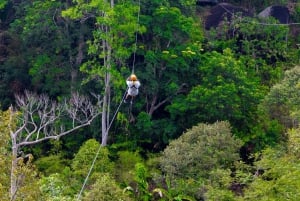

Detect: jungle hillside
[1, 0, 300, 200]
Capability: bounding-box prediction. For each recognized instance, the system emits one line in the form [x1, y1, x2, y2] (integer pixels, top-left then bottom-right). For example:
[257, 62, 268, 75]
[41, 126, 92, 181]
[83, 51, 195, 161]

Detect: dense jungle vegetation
[0, 0, 300, 200]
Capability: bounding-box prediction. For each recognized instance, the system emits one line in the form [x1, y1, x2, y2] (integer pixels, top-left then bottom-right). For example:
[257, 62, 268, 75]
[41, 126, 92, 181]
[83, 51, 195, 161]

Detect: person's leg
[130, 96, 134, 104]
[124, 94, 129, 103]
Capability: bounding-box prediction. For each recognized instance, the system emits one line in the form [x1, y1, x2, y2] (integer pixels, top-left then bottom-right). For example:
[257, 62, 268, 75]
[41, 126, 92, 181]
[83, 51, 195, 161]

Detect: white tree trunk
[9, 106, 17, 201]
[8, 92, 101, 201]
[10, 140, 18, 201]
[101, 71, 110, 146]
[101, 0, 114, 146]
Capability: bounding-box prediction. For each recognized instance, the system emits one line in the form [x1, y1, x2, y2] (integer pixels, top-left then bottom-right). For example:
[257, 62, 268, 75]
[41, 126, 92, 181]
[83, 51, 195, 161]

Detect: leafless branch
[12, 91, 102, 147]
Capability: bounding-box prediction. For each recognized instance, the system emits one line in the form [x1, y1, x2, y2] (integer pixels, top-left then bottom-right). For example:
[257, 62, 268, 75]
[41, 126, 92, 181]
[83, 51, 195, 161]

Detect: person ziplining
[124, 74, 141, 104]
[76, 1, 142, 200]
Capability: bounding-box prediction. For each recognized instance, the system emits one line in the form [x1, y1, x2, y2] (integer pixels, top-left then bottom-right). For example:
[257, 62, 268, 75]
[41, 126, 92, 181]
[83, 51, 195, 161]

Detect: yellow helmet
[130, 74, 137, 81]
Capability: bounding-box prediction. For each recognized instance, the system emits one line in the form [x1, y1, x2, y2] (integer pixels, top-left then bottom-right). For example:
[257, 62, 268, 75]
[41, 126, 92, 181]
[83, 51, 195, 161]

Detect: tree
[128, 2, 204, 146]
[161, 121, 241, 179]
[37, 139, 114, 199]
[240, 126, 300, 200]
[0, 31, 28, 109]
[139, 4, 203, 117]
[206, 15, 295, 87]
[0, 109, 11, 200]
[160, 121, 242, 199]
[9, 0, 90, 96]
[8, 91, 101, 201]
[1, 110, 42, 200]
[0, 0, 7, 9]
[114, 150, 143, 185]
[82, 173, 132, 201]
[247, 65, 300, 149]
[71, 139, 114, 181]
[39, 173, 73, 201]
[158, 120, 253, 200]
[167, 48, 264, 138]
[262, 65, 300, 128]
[62, 0, 144, 146]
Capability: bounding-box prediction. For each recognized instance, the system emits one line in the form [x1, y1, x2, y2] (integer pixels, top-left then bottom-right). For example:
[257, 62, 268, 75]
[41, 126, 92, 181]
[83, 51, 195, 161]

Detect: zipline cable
[219, 3, 300, 26]
[76, 0, 141, 198]
[76, 90, 128, 201]
[131, 0, 141, 74]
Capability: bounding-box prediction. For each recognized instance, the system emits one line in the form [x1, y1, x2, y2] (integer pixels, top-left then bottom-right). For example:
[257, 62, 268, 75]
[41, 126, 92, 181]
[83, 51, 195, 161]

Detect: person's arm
[135, 81, 141, 88]
[126, 80, 133, 87]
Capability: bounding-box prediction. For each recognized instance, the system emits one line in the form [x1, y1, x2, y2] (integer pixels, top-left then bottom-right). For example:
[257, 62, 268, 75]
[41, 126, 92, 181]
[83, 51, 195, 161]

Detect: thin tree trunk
[10, 142, 18, 201]
[101, 75, 109, 146]
[9, 106, 18, 201]
[71, 30, 84, 93]
[101, 39, 112, 146]
[7, 93, 101, 200]
[101, 0, 113, 146]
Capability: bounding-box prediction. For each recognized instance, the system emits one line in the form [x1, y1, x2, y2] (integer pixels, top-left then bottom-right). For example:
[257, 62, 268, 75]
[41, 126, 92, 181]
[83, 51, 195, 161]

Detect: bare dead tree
[8, 91, 102, 201]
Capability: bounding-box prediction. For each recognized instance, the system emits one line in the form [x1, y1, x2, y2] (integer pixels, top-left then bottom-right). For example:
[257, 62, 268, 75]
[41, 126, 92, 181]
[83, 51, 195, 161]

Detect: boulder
[197, 0, 218, 6]
[205, 3, 252, 29]
[258, 5, 290, 24]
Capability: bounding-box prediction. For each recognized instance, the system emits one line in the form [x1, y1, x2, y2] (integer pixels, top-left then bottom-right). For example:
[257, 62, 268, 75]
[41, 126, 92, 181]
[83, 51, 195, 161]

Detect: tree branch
[148, 83, 188, 116]
[12, 91, 102, 147]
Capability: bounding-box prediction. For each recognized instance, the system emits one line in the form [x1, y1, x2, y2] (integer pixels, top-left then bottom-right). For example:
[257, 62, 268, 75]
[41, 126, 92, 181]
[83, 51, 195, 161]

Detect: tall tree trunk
[7, 93, 101, 200]
[101, 34, 112, 146]
[101, 0, 113, 146]
[10, 141, 18, 201]
[71, 28, 84, 93]
[9, 107, 18, 201]
[101, 68, 111, 146]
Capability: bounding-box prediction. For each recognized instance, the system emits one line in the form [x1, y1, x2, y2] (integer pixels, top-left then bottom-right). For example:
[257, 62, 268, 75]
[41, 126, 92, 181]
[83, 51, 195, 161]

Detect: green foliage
[0, 0, 7, 9]
[168, 48, 265, 137]
[45, 139, 116, 197]
[241, 127, 300, 200]
[262, 65, 300, 127]
[39, 173, 74, 201]
[1, 1, 300, 200]
[0, 109, 41, 200]
[71, 139, 114, 180]
[136, 112, 153, 134]
[0, 109, 10, 200]
[40, 166, 81, 197]
[135, 112, 178, 145]
[160, 121, 242, 179]
[203, 159, 255, 200]
[82, 173, 132, 201]
[8, 0, 83, 97]
[34, 154, 70, 176]
[29, 54, 69, 96]
[168, 0, 198, 16]
[17, 1, 61, 41]
[249, 115, 285, 149]
[131, 2, 204, 145]
[0, 53, 30, 109]
[205, 169, 236, 201]
[159, 122, 242, 199]
[152, 6, 201, 43]
[164, 177, 200, 201]
[64, 0, 144, 85]
[13, 155, 42, 201]
[114, 150, 143, 185]
[291, 3, 300, 22]
[134, 163, 152, 201]
[239, 17, 289, 63]
[206, 15, 296, 87]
